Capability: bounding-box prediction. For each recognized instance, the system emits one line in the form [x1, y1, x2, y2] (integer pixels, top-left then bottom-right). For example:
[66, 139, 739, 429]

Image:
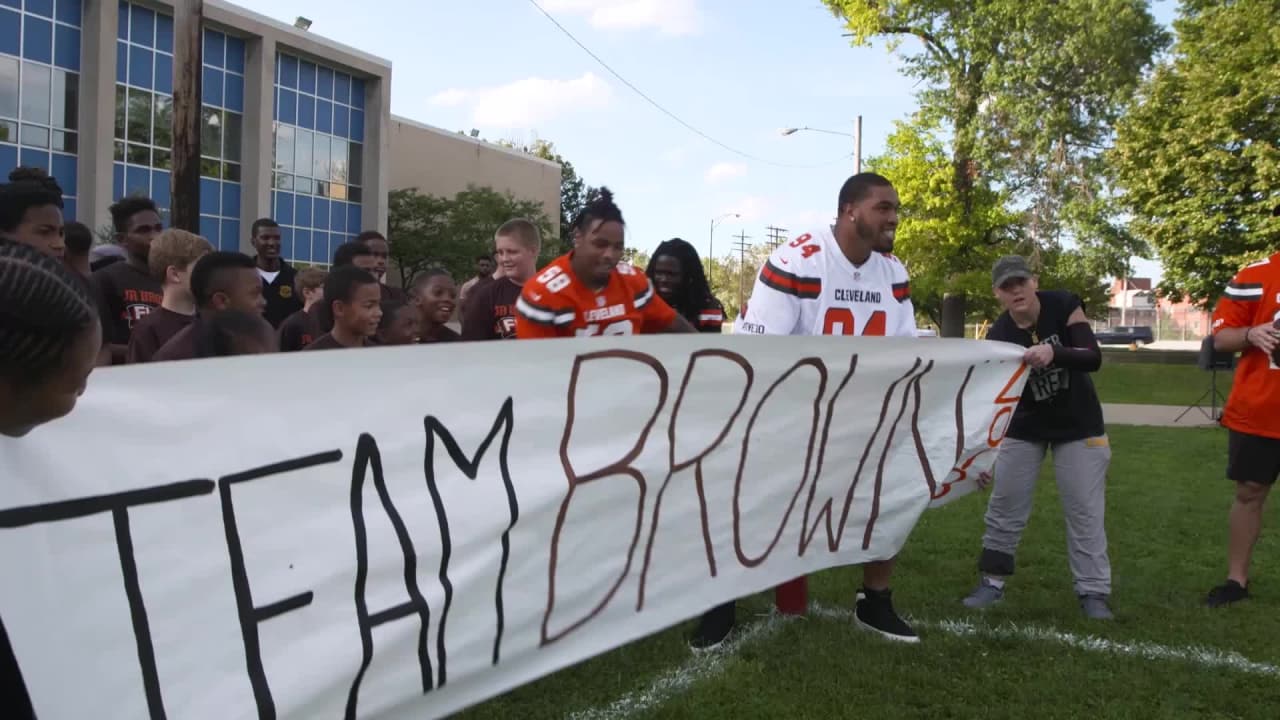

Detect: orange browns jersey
[1212, 251, 1280, 439]
[515, 253, 678, 339]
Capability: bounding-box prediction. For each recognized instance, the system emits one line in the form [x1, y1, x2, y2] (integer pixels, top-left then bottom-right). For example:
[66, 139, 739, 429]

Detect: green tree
[388, 185, 553, 286]
[707, 244, 772, 322]
[508, 138, 601, 253]
[823, 0, 1167, 334]
[1110, 0, 1280, 305]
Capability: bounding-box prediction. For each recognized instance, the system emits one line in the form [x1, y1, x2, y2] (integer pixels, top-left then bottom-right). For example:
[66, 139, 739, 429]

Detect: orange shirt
[1212, 252, 1280, 439]
[515, 254, 678, 338]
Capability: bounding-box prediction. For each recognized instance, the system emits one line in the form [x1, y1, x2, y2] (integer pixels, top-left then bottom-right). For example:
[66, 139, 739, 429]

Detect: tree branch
[883, 25, 955, 65]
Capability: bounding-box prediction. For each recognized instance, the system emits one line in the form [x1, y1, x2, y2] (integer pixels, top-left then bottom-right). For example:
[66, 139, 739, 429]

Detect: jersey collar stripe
[699, 311, 723, 321]
[634, 284, 654, 308]
[516, 297, 575, 326]
[760, 261, 821, 299]
[1225, 283, 1264, 299]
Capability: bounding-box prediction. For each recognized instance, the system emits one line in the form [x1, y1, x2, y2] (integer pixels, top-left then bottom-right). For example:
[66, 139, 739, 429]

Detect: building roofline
[205, 0, 392, 70]
[389, 115, 563, 170]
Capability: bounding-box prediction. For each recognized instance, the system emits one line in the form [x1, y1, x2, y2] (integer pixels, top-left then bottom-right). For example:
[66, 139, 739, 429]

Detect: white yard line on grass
[564, 611, 793, 720]
[810, 603, 1280, 677]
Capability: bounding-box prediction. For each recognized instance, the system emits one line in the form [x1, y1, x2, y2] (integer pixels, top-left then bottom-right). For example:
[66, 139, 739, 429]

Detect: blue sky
[231, 0, 1173, 282]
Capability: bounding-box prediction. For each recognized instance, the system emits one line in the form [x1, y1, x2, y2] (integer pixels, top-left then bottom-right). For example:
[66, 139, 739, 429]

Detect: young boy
[126, 229, 213, 363]
[152, 252, 267, 362]
[92, 195, 165, 363]
[194, 311, 278, 358]
[304, 266, 383, 351]
[278, 267, 328, 351]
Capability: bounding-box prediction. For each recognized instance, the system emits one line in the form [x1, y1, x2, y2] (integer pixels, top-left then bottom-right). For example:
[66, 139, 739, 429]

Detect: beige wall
[388, 118, 561, 234]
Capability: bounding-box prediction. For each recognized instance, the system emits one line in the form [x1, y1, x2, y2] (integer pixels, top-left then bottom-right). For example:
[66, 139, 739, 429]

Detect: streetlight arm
[781, 126, 851, 138]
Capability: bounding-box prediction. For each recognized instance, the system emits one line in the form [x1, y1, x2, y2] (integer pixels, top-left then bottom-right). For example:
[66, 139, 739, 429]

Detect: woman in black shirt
[963, 256, 1114, 620]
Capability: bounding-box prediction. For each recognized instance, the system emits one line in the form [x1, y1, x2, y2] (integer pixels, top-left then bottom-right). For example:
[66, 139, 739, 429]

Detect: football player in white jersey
[698, 173, 920, 647]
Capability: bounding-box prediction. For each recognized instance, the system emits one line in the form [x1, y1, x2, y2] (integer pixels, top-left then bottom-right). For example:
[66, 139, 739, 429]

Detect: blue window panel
[351, 78, 365, 109]
[226, 36, 244, 74]
[62, 197, 76, 221]
[0, 10, 19, 57]
[27, 0, 53, 18]
[296, 94, 314, 130]
[54, 25, 79, 70]
[299, 61, 316, 95]
[203, 29, 224, 68]
[116, 1, 127, 39]
[224, 72, 243, 113]
[0, 145, 17, 177]
[199, 177, 219, 215]
[333, 73, 350, 105]
[51, 153, 76, 195]
[277, 89, 296, 124]
[346, 202, 361, 235]
[129, 4, 153, 47]
[112, 162, 124, 200]
[349, 109, 364, 142]
[278, 54, 297, 89]
[294, 194, 312, 228]
[294, 228, 311, 263]
[20, 148, 49, 172]
[202, 67, 222, 106]
[56, 0, 81, 27]
[151, 168, 170, 209]
[313, 231, 329, 261]
[199, 215, 218, 245]
[316, 67, 333, 99]
[333, 106, 349, 139]
[115, 41, 126, 83]
[0, 0, 17, 9]
[154, 52, 172, 94]
[315, 100, 332, 134]
[220, 219, 239, 251]
[24, 17, 54, 64]
[330, 201, 346, 233]
[279, 225, 293, 262]
[128, 45, 153, 88]
[273, 190, 293, 225]
[124, 165, 148, 197]
[155, 13, 172, 53]
[221, 181, 240, 217]
[313, 198, 330, 232]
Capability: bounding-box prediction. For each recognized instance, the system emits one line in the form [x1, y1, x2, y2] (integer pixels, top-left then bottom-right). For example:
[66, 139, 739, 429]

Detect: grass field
[460, 425, 1280, 719]
[1092, 362, 1234, 406]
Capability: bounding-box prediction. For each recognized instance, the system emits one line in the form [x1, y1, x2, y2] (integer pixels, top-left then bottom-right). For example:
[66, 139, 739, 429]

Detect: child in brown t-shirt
[126, 229, 212, 363]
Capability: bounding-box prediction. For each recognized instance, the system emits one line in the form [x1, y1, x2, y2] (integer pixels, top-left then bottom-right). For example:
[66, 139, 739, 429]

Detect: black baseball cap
[992, 255, 1034, 287]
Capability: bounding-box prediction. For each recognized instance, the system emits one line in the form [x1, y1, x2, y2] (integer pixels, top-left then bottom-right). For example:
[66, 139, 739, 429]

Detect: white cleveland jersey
[735, 225, 916, 338]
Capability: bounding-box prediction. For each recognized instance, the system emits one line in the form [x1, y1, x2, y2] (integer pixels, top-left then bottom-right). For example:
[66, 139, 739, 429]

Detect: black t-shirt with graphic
[91, 261, 163, 346]
[987, 290, 1105, 442]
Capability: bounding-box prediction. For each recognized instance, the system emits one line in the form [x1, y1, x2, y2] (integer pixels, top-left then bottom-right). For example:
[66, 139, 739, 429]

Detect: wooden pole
[171, 0, 203, 233]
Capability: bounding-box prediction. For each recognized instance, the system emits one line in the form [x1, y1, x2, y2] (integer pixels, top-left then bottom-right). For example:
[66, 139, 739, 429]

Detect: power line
[525, 0, 852, 170]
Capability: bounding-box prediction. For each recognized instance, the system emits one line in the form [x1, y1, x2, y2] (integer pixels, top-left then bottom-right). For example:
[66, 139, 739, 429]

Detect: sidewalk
[1103, 403, 1222, 428]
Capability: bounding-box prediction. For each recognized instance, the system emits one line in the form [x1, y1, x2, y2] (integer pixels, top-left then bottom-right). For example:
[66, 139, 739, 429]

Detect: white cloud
[722, 195, 773, 223]
[659, 146, 687, 168]
[542, 0, 701, 35]
[428, 73, 612, 126]
[704, 161, 748, 184]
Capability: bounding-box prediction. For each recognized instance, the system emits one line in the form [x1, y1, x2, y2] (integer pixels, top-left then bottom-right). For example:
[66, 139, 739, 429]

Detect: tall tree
[1111, 0, 1280, 305]
[512, 138, 601, 253]
[822, 0, 1167, 334]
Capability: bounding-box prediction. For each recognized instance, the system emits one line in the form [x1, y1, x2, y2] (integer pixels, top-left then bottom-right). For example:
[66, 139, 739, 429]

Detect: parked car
[1095, 325, 1155, 346]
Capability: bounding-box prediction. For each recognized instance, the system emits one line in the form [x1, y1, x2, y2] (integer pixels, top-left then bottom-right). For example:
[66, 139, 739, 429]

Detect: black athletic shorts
[1227, 430, 1280, 486]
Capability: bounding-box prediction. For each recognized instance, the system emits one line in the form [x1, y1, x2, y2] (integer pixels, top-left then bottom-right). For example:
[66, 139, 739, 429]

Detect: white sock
[984, 576, 1006, 590]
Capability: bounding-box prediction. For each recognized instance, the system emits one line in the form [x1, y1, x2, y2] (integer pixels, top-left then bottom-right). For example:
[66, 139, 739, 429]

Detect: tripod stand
[1175, 336, 1234, 423]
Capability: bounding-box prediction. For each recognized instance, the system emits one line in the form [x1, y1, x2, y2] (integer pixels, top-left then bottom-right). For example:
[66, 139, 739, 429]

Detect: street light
[780, 115, 863, 173]
[708, 212, 739, 271]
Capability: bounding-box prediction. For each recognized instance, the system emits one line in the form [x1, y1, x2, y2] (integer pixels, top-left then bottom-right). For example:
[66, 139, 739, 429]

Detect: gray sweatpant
[979, 436, 1112, 596]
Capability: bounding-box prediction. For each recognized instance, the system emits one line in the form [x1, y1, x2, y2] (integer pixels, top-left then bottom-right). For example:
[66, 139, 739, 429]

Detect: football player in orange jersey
[515, 188, 696, 337]
[1205, 208, 1280, 608]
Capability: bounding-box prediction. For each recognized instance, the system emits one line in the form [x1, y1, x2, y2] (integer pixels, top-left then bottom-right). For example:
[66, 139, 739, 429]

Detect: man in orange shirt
[516, 188, 695, 337]
[1206, 220, 1280, 607]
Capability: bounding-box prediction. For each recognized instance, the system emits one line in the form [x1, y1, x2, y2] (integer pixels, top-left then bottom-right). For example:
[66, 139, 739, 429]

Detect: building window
[112, 2, 244, 249]
[271, 52, 365, 265]
[0, 0, 82, 220]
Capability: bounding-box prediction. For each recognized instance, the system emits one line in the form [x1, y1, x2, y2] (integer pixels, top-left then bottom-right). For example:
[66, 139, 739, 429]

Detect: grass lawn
[1092, 362, 1234, 406]
[460, 425, 1280, 719]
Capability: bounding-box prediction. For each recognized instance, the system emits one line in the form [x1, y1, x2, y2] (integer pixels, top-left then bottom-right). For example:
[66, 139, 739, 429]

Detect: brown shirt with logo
[126, 307, 195, 363]
[91, 261, 163, 346]
[461, 278, 521, 340]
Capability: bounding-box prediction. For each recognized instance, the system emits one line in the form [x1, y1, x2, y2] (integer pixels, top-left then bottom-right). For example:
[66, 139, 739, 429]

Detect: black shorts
[1227, 430, 1280, 486]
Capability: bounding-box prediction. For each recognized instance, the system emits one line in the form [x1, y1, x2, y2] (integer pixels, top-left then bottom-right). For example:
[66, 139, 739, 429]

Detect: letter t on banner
[775, 577, 808, 615]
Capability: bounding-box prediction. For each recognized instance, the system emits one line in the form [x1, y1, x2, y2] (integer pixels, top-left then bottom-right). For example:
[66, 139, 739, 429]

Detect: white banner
[0, 335, 1025, 719]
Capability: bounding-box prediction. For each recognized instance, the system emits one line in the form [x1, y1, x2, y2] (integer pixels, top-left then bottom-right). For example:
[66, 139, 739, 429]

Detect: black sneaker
[1206, 580, 1250, 608]
[855, 588, 920, 644]
[689, 601, 736, 652]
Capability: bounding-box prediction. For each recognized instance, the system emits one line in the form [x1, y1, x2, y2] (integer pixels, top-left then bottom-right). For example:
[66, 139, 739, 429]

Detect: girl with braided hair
[0, 239, 101, 438]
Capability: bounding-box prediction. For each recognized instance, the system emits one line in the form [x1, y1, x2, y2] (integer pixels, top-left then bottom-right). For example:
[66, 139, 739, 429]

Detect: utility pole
[854, 115, 862, 174]
[172, 0, 203, 232]
[765, 226, 787, 252]
[732, 231, 751, 314]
